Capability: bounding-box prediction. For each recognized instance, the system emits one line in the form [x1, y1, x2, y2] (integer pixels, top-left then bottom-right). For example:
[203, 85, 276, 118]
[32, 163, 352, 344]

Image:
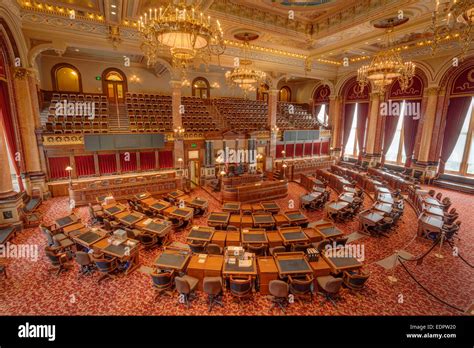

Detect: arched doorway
[51, 63, 82, 92]
[102, 68, 127, 104]
[192, 77, 210, 99]
[279, 86, 291, 102]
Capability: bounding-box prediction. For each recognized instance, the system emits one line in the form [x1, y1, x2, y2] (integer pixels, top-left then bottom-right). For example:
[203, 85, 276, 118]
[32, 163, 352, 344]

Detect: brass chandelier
[137, 0, 225, 69]
[430, 0, 474, 57]
[357, 19, 415, 93]
[225, 35, 266, 95]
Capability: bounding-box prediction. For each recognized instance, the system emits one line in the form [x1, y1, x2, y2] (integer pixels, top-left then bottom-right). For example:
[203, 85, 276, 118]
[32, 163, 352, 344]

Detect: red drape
[321, 141, 329, 155]
[276, 144, 284, 158]
[285, 144, 295, 158]
[0, 83, 24, 191]
[140, 152, 156, 171]
[313, 141, 321, 155]
[342, 103, 356, 156]
[120, 152, 137, 172]
[295, 143, 303, 157]
[304, 143, 312, 156]
[381, 101, 401, 165]
[403, 99, 421, 167]
[356, 103, 369, 160]
[48, 157, 70, 179]
[74, 155, 95, 177]
[439, 96, 472, 173]
[98, 154, 117, 175]
[158, 151, 173, 168]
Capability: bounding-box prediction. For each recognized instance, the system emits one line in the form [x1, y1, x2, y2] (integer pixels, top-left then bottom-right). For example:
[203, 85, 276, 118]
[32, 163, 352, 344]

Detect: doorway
[189, 160, 200, 188]
[102, 69, 127, 104]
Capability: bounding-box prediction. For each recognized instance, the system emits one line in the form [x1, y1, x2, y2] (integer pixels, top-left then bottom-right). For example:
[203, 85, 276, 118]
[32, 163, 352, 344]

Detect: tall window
[316, 104, 327, 125]
[52, 64, 81, 92]
[192, 77, 210, 99]
[345, 103, 359, 157]
[279, 86, 291, 102]
[446, 97, 474, 175]
[385, 100, 407, 164]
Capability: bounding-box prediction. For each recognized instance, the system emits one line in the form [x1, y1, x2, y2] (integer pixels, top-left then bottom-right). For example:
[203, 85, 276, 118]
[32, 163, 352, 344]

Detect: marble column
[170, 80, 184, 169]
[415, 87, 439, 164]
[364, 92, 383, 166]
[13, 68, 47, 196]
[0, 117, 24, 228]
[267, 89, 279, 171]
[329, 95, 342, 157]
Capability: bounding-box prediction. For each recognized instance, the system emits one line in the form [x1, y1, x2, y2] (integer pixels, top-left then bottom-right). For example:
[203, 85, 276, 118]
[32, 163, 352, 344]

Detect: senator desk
[376, 187, 391, 194]
[252, 213, 275, 229]
[358, 210, 384, 235]
[303, 227, 324, 242]
[222, 202, 241, 213]
[339, 194, 355, 204]
[115, 211, 146, 227]
[62, 222, 87, 237]
[228, 213, 242, 228]
[103, 203, 127, 217]
[266, 231, 284, 247]
[55, 215, 80, 229]
[72, 228, 108, 248]
[186, 254, 224, 291]
[316, 225, 344, 240]
[207, 212, 230, 228]
[186, 226, 215, 243]
[257, 256, 279, 295]
[141, 198, 171, 213]
[134, 218, 172, 238]
[300, 193, 319, 205]
[323, 252, 363, 274]
[241, 228, 268, 246]
[273, 214, 289, 227]
[166, 189, 185, 202]
[164, 206, 194, 221]
[418, 214, 444, 238]
[274, 252, 313, 277]
[424, 205, 444, 217]
[377, 193, 394, 205]
[424, 197, 443, 207]
[210, 231, 227, 247]
[343, 186, 357, 194]
[260, 201, 280, 214]
[373, 203, 393, 215]
[242, 215, 254, 229]
[283, 211, 309, 226]
[155, 248, 191, 272]
[92, 237, 140, 275]
[222, 256, 257, 282]
[134, 192, 151, 201]
[278, 227, 309, 246]
[225, 231, 241, 246]
[326, 201, 349, 213]
[184, 197, 208, 215]
[251, 203, 265, 213]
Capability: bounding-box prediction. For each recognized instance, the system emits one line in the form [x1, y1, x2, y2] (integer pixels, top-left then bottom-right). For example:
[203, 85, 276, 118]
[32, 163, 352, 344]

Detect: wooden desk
[207, 212, 230, 228]
[424, 197, 443, 207]
[241, 204, 252, 214]
[211, 231, 227, 247]
[373, 203, 393, 215]
[283, 210, 308, 226]
[316, 225, 344, 239]
[273, 214, 288, 227]
[303, 227, 323, 242]
[260, 201, 280, 214]
[326, 201, 349, 213]
[186, 226, 215, 243]
[257, 256, 278, 295]
[103, 203, 127, 216]
[309, 257, 331, 277]
[72, 228, 108, 248]
[323, 252, 363, 274]
[418, 213, 444, 238]
[228, 214, 241, 228]
[424, 205, 444, 217]
[134, 192, 151, 201]
[225, 231, 241, 246]
[134, 218, 172, 237]
[115, 211, 146, 227]
[166, 190, 185, 201]
[62, 222, 87, 237]
[164, 206, 194, 221]
[222, 201, 241, 213]
[266, 231, 284, 247]
[92, 237, 140, 275]
[186, 254, 224, 291]
[278, 226, 310, 245]
[377, 193, 394, 205]
[252, 213, 275, 228]
[55, 214, 80, 229]
[251, 203, 264, 213]
[241, 228, 268, 245]
[241, 215, 253, 228]
[222, 255, 257, 279]
[376, 187, 391, 194]
[155, 248, 190, 271]
[339, 194, 355, 204]
[184, 197, 208, 214]
[142, 199, 171, 213]
[274, 252, 313, 277]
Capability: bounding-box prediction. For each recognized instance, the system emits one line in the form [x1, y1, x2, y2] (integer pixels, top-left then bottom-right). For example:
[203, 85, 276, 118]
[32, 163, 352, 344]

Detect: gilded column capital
[370, 92, 382, 100]
[13, 67, 32, 80]
[425, 87, 439, 96]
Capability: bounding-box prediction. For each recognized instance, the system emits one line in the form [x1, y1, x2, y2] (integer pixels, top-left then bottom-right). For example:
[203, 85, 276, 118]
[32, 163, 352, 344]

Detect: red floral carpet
[0, 183, 472, 316]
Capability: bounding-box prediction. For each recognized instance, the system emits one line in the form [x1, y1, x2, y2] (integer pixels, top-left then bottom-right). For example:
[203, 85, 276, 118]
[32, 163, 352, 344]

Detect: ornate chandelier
[430, 0, 474, 57]
[137, 1, 225, 69]
[225, 34, 266, 94]
[357, 18, 415, 93]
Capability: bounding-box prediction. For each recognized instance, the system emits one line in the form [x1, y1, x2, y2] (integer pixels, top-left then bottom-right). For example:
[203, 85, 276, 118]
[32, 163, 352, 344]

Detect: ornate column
[267, 89, 279, 171]
[0, 117, 24, 228]
[363, 92, 383, 167]
[13, 67, 48, 196]
[414, 87, 439, 164]
[329, 95, 342, 157]
[170, 80, 184, 169]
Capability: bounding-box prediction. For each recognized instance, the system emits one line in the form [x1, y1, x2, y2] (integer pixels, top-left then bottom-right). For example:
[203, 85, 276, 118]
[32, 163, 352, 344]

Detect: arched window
[192, 77, 210, 99]
[279, 86, 291, 102]
[52, 63, 81, 92]
[102, 68, 127, 103]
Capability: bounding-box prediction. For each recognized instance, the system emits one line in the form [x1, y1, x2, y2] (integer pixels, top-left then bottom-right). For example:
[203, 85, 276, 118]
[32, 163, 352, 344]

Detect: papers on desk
[198, 253, 207, 264]
[144, 218, 153, 225]
[239, 259, 252, 268]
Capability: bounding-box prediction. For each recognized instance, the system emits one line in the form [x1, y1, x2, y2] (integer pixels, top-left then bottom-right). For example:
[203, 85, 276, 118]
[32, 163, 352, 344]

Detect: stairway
[108, 103, 129, 132]
[207, 102, 228, 130]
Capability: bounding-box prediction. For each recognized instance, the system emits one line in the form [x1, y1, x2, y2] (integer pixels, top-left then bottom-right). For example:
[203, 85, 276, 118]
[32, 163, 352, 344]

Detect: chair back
[189, 240, 206, 253]
[94, 257, 116, 273]
[226, 225, 239, 231]
[324, 277, 343, 294]
[40, 225, 54, 245]
[247, 243, 266, 256]
[229, 275, 252, 296]
[269, 280, 289, 298]
[175, 276, 191, 294]
[151, 270, 174, 287]
[203, 277, 222, 296]
[344, 271, 370, 289]
[335, 237, 349, 246]
[289, 274, 313, 294]
[75, 251, 92, 266]
[206, 244, 222, 255]
[269, 246, 286, 255]
[44, 247, 61, 266]
[291, 242, 312, 252]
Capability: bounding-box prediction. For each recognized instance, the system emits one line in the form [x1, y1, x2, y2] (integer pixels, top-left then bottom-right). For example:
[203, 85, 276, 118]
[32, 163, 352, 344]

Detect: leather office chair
[188, 240, 207, 254]
[203, 276, 223, 312]
[226, 225, 239, 231]
[151, 269, 175, 299]
[268, 280, 289, 314]
[288, 274, 314, 303]
[246, 243, 267, 256]
[75, 251, 95, 276]
[206, 243, 222, 255]
[435, 192, 443, 201]
[175, 275, 199, 308]
[40, 224, 56, 247]
[290, 242, 312, 252]
[45, 246, 72, 276]
[334, 237, 349, 247]
[269, 246, 286, 256]
[313, 240, 331, 254]
[229, 275, 253, 304]
[317, 275, 344, 307]
[343, 269, 370, 292]
[138, 233, 158, 249]
[93, 256, 119, 283]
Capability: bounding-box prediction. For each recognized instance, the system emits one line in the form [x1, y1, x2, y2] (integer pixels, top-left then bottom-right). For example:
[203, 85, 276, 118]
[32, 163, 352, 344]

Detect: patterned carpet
[0, 182, 472, 316]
